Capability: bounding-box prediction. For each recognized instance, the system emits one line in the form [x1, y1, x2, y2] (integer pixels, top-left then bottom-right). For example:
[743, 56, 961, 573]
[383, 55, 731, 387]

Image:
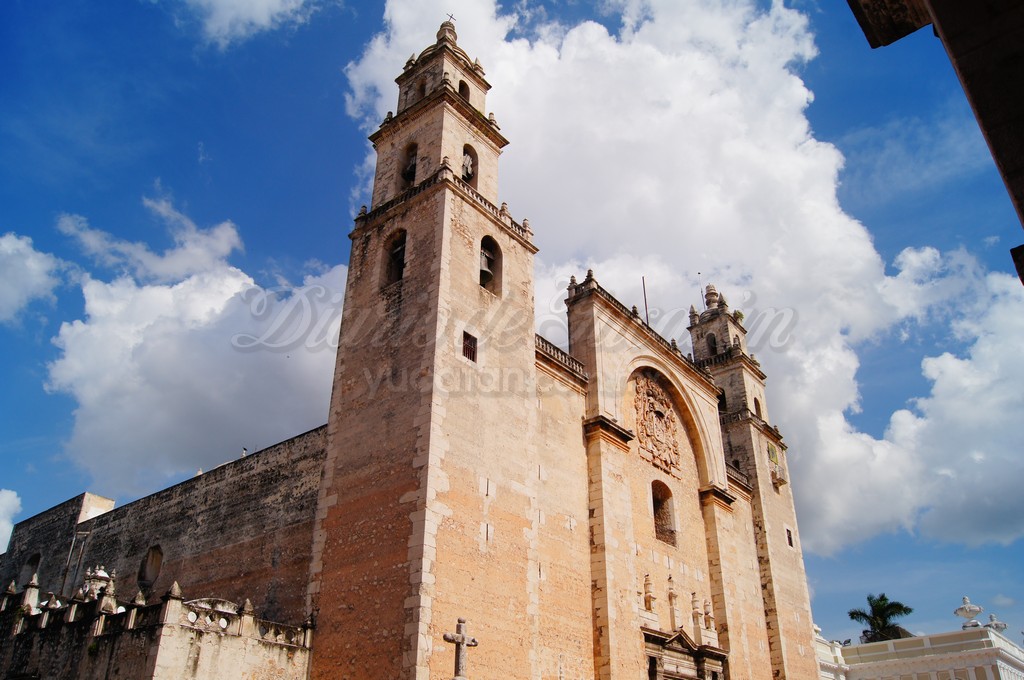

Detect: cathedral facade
[0, 23, 818, 680]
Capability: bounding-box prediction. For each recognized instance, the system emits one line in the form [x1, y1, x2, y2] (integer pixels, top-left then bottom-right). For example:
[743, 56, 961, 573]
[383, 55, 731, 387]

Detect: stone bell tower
[307, 22, 541, 680]
[688, 284, 817, 680]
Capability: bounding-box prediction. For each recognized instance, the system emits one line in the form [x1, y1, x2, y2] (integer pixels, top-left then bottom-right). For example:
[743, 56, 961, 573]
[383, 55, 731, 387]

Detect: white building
[817, 600, 1024, 680]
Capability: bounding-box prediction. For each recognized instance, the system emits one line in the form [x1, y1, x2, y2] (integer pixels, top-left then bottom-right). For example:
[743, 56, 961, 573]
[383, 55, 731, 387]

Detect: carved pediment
[644, 627, 727, 680]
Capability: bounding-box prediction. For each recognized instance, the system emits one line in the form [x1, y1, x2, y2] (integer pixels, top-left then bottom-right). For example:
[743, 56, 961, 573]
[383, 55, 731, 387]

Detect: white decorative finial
[954, 595, 983, 629]
[985, 613, 1008, 633]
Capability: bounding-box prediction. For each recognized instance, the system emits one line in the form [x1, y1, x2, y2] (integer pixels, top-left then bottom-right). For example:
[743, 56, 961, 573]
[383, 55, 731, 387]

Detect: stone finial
[569, 275, 577, 287]
[5, 580, 16, 594]
[671, 338, 679, 351]
[22, 575, 40, 611]
[134, 590, 147, 606]
[704, 599, 715, 629]
[166, 582, 183, 600]
[666, 576, 678, 629]
[689, 304, 699, 325]
[500, 202, 509, 216]
[404, 53, 417, 70]
[985, 613, 1008, 633]
[437, 21, 458, 45]
[522, 218, 531, 235]
[585, 269, 594, 282]
[241, 598, 255, 615]
[643, 574, 656, 611]
[718, 293, 728, 310]
[358, 205, 367, 216]
[704, 284, 719, 309]
[488, 112, 499, 129]
[45, 593, 61, 609]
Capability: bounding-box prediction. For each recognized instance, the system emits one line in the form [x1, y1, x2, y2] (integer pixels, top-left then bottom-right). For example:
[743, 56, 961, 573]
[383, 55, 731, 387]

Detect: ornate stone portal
[634, 370, 681, 472]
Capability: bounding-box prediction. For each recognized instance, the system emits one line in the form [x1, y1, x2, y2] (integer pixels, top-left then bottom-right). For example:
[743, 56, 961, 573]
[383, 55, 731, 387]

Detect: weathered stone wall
[702, 479, 775, 680]
[423, 175, 542, 680]
[3, 426, 326, 625]
[0, 493, 114, 596]
[0, 598, 161, 680]
[534, 357, 596, 680]
[0, 584, 310, 679]
[309, 184, 448, 679]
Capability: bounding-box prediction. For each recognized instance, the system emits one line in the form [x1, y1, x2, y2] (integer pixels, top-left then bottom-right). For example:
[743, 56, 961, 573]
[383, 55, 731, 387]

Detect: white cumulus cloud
[180, 0, 317, 48]
[57, 198, 242, 283]
[0, 233, 62, 323]
[47, 200, 344, 497]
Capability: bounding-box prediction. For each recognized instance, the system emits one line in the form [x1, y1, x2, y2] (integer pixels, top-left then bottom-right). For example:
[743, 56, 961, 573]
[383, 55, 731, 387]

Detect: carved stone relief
[634, 370, 681, 472]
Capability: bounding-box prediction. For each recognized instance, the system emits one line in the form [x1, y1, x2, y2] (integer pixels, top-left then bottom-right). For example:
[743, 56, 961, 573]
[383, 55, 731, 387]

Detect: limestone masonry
[0, 23, 818, 680]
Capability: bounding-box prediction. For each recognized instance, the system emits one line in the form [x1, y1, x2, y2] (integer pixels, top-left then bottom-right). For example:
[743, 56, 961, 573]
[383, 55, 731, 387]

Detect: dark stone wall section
[1, 425, 327, 624]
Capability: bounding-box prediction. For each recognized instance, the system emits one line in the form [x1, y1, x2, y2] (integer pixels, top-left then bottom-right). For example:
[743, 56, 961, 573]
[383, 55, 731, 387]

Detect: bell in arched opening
[479, 245, 495, 286]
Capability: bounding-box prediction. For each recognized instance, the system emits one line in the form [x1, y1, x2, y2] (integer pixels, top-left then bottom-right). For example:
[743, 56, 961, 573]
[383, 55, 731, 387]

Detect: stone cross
[443, 618, 478, 680]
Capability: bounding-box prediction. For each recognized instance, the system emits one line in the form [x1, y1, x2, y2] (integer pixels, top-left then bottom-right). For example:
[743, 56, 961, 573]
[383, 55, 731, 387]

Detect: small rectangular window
[786, 528, 794, 547]
[462, 332, 477, 362]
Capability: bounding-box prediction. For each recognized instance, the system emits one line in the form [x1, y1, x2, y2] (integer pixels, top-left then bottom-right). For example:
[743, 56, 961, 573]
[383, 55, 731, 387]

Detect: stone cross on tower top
[443, 618, 478, 680]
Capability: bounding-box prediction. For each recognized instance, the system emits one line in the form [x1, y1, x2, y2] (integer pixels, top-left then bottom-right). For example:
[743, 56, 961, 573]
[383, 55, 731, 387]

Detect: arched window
[651, 481, 676, 545]
[384, 230, 407, 286]
[707, 333, 718, 355]
[399, 143, 418, 190]
[417, 79, 427, 100]
[753, 398, 762, 418]
[458, 80, 470, 100]
[19, 553, 41, 587]
[137, 545, 163, 593]
[462, 144, 479, 188]
[479, 235, 501, 294]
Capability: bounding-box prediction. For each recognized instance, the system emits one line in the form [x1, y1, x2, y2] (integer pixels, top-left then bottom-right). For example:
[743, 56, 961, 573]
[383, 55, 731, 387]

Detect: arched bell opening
[479, 235, 501, 295]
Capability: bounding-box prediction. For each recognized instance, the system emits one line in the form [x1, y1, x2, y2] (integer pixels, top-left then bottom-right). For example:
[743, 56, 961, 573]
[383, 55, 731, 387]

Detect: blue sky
[2, 0, 1022, 645]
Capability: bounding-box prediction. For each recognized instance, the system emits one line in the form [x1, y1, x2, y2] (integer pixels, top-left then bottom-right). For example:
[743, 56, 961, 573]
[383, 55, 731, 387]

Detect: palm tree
[848, 593, 914, 643]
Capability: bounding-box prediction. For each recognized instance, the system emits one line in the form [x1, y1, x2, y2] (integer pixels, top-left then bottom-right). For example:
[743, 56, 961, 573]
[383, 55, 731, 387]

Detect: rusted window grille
[462, 332, 477, 362]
